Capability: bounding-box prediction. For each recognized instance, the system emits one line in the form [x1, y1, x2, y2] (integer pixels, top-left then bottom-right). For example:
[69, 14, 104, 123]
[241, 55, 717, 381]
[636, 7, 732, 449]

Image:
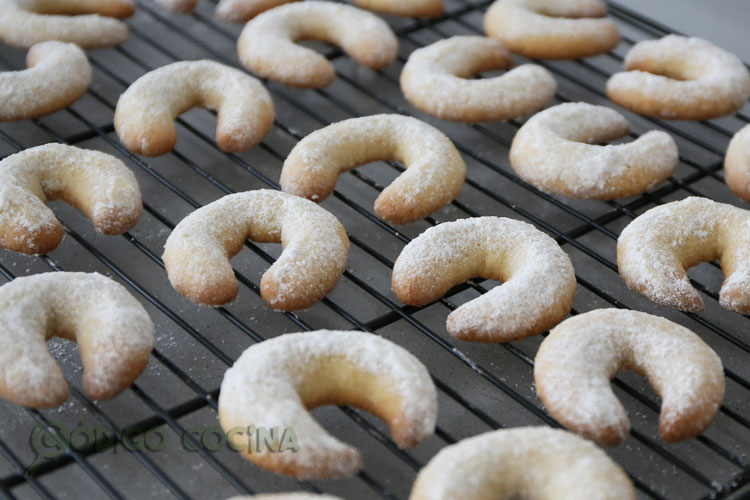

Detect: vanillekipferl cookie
[0, 272, 154, 408]
[219, 330, 437, 478]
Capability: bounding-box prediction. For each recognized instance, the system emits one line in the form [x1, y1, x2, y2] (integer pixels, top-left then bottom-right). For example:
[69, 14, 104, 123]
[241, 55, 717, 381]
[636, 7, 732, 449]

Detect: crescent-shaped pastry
[535, 309, 725, 445]
[484, 0, 620, 60]
[162, 189, 349, 310]
[352, 0, 442, 18]
[607, 35, 750, 120]
[725, 124, 750, 202]
[400, 36, 556, 122]
[392, 217, 576, 342]
[617, 197, 750, 313]
[410, 426, 635, 500]
[159, 0, 438, 21]
[218, 330, 438, 478]
[0, 144, 142, 255]
[114, 60, 274, 157]
[280, 114, 466, 225]
[215, 0, 295, 21]
[237, 1, 398, 88]
[154, 0, 295, 21]
[0, 272, 154, 408]
[0, 41, 91, 122]
[0, 0, 132, 49]
[509, 102, 678, 199]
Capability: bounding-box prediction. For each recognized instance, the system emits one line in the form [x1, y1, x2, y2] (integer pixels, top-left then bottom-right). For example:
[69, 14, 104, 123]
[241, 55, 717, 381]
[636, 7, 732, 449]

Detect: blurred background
[624, 0, 749, 61]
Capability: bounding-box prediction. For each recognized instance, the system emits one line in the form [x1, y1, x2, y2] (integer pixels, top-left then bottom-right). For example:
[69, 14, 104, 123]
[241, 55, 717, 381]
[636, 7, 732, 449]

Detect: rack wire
[1, 1, 749, 498]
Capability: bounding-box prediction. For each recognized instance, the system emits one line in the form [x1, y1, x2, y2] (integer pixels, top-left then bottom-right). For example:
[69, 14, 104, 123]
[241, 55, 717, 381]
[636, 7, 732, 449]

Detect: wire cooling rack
[1, 1, 750, 499]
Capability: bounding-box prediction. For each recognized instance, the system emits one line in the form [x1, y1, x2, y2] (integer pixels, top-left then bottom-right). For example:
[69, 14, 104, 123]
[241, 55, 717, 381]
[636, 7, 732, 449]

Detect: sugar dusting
[724, 123, 750, 202]
[400, 35, 556, 121]
[510, 102, 678, 198]
[0, 0, 130, 49]
[115, 60, 274, 155]
[535, 309, 724, 442]
[617, 197, 750, 311]
[163, 189, 348, 308]
[0, 143, 141, 241]
[0, 41, 90, 121]
[607, 35, 750, 119]
[218, 330, 437, 475]
[484, 0, 620, 59]
[237, 1, 398, 86]
[281, 114, 465, 223]
[412, 426, 635, 500]
[0, 272, 154, 407]
[392, 216, 575, 341]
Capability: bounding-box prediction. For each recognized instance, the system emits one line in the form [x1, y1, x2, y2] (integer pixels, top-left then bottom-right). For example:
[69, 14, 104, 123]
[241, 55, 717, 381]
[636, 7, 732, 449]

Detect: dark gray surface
[624, 0, 750, 61]
[0, 1, 749, 499]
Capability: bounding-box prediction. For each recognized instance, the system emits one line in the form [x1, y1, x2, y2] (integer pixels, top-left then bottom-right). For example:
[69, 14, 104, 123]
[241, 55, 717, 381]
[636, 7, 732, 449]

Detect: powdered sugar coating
[0, 0, 132, 49]
[392, 217, 576, 342]
[0, 143, 142, 255]
[0, 41, 90, 122]
[162, 189, 349, 310]
[510, 102, 678, 199]
[484, 0, 620, 60]
[353, 0, 441, 18]
[0, 272, 154, 408]
[535, 309, 724, 445]
[218, 330, 437, 479]
[400, 36, 556, 122]
[281, 114, 466, 225]
[410, 426, 634, 500]
[237, 1, 398, 88]
[725, 124, 750, 202]
[607, 35, 750, 120]
[617, 197, 750, 313]
[114, 60, 274, 157]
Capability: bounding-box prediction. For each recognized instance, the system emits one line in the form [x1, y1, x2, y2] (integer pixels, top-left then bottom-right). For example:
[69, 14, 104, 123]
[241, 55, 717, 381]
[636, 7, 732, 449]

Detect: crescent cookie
[155, 0, 295, 21]
[218, 330, 438, 479]
[215, 0, 296, 21]
[725, 124, 750, 202]
[114, 60, 274, 157]
[484, 0, 620, 60]
[392, 217, 576, 342]
[0, 41, 90, 122]
[0, 144, 142, 255]
[607, 35, 750, 120]
[280, 114, 466, 225]
[162, 189, 349, 310]
[353, 0, 442, 18]
[617, 197, 750, 314]
[0, 0, 132, 49]
[410, 426, 635, 500]
[0, 272, 154, 408]
[237, 1, 398, 88]
[400, 36, 556, 122]
[535, 309, 725, 446]
[153, 0, 197, 13]
[509, 102, 678, 199]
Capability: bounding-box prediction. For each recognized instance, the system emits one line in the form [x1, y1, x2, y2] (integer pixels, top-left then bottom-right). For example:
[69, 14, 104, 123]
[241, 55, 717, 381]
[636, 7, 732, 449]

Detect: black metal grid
[0, 1, 749, 499]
